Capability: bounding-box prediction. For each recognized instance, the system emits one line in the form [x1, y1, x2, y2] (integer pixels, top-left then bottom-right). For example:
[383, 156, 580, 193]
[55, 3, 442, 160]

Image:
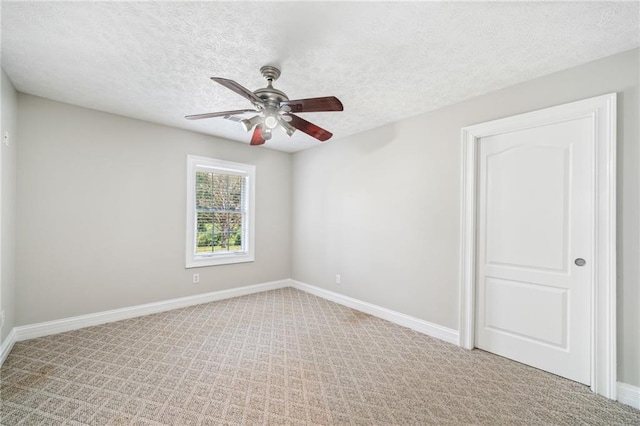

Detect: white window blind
[186, 156, 255, 268]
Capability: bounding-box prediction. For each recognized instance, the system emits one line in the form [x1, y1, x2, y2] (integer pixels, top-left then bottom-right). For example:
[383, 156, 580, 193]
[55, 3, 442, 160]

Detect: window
[186, 155, 255, 267]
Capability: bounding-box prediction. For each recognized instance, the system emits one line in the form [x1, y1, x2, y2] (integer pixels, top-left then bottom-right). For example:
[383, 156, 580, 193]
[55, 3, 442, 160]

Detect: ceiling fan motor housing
[254, 86, 288, 106]
[254, 66, 288, 107]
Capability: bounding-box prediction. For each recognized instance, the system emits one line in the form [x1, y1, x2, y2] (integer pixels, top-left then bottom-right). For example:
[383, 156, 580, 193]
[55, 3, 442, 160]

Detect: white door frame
[458, 93, 617, 399]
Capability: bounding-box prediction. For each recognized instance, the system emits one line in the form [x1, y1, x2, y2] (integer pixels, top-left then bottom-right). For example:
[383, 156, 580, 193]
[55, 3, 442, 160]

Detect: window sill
[186, 253, 255, 268]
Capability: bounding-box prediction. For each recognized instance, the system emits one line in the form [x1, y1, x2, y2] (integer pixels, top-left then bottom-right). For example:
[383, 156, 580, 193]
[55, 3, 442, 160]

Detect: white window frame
[186, 155, 255, 268]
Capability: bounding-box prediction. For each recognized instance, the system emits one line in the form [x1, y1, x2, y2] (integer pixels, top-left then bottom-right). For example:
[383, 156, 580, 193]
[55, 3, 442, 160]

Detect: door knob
[575, 258, 586, 266]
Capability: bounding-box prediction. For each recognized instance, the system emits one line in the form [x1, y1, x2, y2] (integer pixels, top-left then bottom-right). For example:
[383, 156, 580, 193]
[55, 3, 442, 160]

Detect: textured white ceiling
[2, 2, 638, 152]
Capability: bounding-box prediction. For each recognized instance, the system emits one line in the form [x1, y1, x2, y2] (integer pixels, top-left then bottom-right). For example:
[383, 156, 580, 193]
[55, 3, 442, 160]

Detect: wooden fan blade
[286, 114, 333, 141]
[185, 109, 257, 120]
[211, 77, 264, 105]
[281, 96, 343, 113]
[250, 125, 266, 145]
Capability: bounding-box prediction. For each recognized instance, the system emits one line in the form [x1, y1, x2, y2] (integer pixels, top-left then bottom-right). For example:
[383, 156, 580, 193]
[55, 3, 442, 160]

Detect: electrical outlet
[192, 273, 200, 284]
[335, 274, 341, 285]
[3, 132, 9, 147]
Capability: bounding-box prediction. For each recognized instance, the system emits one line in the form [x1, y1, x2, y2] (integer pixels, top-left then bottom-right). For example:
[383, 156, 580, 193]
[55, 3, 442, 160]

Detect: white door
[475, 117, 593, 384]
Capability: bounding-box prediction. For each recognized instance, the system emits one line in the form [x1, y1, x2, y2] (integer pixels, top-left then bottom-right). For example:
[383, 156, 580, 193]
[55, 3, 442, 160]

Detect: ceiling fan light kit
[185, 65, 343, 146]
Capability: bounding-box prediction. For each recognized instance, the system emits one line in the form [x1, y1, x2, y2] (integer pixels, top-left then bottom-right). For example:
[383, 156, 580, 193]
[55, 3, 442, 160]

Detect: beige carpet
[1, 287, 639, 425]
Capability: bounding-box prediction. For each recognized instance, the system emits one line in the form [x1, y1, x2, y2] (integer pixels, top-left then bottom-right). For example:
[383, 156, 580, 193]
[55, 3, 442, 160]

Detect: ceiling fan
[185, 66, 343, 146]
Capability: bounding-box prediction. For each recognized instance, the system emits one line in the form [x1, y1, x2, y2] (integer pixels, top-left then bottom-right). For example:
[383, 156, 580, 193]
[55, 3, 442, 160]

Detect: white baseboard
[290, 280, 459, 345]
[617, 382, 640, 410]
[0, 328, 17, 366]
[13, 279, 290, 343]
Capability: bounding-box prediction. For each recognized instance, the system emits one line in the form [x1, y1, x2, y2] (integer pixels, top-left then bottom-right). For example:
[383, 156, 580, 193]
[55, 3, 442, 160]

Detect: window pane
[214, 212, 228, 232]
[209, 213, 244, 253]
[196, 171, 213, 210]
[212, 232, 223, 252]
[196, 232, 213, 253]
[212, 174, 228, 210]
[228, 175, 243, 211]
[196, 212, 213, 233]
[225, 231, 232, 252]
[228, 212, 243, 252]
[193, 167, 248, 256]
[228, 213, 243, 233]
[229, 229, 243, 251]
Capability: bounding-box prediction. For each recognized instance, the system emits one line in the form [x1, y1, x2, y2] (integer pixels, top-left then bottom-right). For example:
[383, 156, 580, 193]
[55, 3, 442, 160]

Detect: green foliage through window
[195, 171, 246, 254]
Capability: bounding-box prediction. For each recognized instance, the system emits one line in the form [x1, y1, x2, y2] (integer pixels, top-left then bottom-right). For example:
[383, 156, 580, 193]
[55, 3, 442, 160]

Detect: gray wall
[10, 49, 640, 387]
[291, 48, 639, 386]
[16, 95, 291, 325]
[1, 70, 18, 344]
